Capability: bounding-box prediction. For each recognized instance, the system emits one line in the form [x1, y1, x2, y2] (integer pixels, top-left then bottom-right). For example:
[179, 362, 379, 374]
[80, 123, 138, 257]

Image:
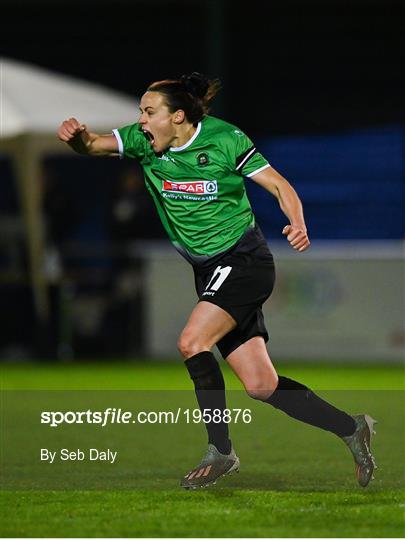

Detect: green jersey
[113, 115, 270, 260]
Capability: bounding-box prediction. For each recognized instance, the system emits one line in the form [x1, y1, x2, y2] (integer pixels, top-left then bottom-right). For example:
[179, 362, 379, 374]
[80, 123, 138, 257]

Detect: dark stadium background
[0, 0, 403, 359]
[2, 0, 402, 134]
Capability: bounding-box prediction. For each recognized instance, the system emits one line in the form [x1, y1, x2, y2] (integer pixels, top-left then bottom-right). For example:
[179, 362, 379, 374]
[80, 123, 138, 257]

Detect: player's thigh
[178, 301, 237, 359]
[225, 336, 278, 399]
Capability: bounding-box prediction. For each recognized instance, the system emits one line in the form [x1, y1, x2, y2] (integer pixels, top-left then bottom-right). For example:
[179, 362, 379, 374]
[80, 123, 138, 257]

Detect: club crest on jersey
[196, 152, 209, 166]
[162, 180, 218, 195]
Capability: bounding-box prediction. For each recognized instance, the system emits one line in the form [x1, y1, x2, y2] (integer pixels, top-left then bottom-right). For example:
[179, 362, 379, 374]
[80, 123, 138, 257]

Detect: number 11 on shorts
[205, 266, 233, 292]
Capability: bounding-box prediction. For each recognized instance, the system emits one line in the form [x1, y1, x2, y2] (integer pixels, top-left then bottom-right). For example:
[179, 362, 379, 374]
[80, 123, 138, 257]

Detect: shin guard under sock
[185, 351, 232, 454]
[264, 376, 356, 437]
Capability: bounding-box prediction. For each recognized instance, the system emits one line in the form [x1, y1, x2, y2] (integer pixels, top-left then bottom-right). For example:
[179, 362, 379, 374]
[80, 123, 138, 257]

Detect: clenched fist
[57, 117, 87, 142]
[282, 224, 310, 252]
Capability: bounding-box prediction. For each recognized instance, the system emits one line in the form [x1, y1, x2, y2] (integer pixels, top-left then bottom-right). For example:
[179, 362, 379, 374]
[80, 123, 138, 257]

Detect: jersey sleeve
[230, 129, 271, 177]
[112, 123, 149, 161]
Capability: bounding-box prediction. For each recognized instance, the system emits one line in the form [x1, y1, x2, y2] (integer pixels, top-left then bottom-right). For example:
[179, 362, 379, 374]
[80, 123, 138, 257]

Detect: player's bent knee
[177, 332, 210, 359]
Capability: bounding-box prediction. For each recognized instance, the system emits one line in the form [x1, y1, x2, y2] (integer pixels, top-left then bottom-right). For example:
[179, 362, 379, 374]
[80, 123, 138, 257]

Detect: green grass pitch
[1, 361, 404, 537]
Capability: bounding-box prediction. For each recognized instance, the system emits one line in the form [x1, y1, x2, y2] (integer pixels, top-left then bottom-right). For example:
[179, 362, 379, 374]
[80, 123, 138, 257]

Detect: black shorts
[193, 225, 275, 358]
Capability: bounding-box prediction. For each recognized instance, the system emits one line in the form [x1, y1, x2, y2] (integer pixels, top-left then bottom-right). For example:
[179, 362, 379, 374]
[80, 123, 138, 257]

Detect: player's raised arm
[250, 165, 310, 252]
[57, 117, 119, 156]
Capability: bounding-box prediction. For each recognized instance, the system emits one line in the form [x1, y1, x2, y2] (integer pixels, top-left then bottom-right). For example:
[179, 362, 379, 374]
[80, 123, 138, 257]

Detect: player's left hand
[282, 224, 310, 252]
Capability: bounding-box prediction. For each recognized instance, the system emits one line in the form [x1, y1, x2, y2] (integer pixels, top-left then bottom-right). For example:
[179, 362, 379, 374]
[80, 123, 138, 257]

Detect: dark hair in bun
[180, 72, 209, 99]
[147, 72, 221, 124]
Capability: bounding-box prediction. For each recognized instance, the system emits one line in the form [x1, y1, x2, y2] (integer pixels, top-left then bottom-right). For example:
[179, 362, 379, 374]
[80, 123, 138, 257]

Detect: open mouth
[142, 128, 155, 145]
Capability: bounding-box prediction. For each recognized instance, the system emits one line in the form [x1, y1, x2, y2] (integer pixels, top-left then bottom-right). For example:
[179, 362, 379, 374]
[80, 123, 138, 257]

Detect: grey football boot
[342, 414, 377, 487]
[181, 444, 240, 489]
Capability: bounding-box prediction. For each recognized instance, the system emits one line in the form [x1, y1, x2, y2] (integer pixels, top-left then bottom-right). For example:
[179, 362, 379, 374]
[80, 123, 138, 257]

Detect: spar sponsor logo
[162, 180, 218, 195]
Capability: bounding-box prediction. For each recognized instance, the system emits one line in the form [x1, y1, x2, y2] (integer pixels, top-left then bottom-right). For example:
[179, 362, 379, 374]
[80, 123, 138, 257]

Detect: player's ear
[173, 109, 185, 124]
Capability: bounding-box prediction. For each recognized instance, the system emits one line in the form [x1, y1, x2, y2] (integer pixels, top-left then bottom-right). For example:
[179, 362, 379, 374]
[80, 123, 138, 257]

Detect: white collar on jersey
[169, 121, 202, 152]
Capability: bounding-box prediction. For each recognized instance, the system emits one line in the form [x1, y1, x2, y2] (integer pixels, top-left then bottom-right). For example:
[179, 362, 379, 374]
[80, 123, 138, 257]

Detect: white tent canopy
[1, 57, 140, 137]
[0, 57, 140, 322]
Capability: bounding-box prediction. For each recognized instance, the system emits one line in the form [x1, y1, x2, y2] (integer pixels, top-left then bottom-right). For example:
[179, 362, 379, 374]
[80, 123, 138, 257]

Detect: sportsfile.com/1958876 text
[40, 408, 252, 427]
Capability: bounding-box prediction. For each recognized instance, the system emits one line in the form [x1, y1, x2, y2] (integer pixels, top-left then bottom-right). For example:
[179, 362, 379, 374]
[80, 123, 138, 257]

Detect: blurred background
[0, 0, 403, 363]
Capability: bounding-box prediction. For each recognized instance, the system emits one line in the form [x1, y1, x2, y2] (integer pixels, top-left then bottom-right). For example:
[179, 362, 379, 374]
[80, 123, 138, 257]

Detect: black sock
[264, 376, 356, 437]
[184, 351, 232, 454]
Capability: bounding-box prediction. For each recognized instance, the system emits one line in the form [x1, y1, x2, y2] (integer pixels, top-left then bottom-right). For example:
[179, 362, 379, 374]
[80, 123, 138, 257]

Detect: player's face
[139, 92, 177, 152]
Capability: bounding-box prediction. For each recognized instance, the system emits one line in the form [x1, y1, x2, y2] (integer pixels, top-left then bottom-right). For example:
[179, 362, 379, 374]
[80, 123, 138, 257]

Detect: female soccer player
[58, 72, 376, 489]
